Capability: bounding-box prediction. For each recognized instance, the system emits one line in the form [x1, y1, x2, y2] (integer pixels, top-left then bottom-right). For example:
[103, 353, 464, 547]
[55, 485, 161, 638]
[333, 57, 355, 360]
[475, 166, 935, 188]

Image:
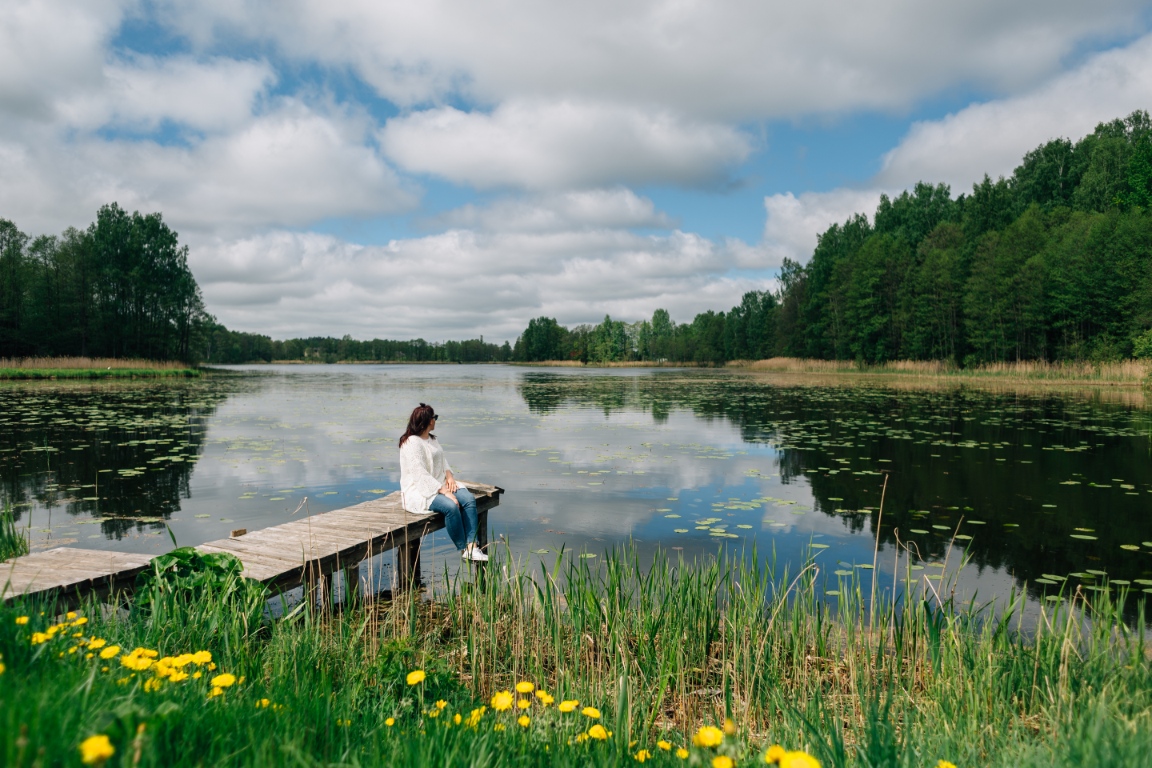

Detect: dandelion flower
[406, 669, 426, 685]
[466, 707, 486, 727]
[191, 651, 212, 664]
[169, 671, 188, 682]
[766, 745, 786, 763]
[210, 673, 237, 688]
[517, 699, 531, 710]
[676, 748, 689, 759]
[658, 740, 673, 751]
[143, 678, 162, 693]
[100, 645, 120, 659]
[31, 632, 49, 645]
[635, 749, 652, 762]
[780, 752, 821, 768]
[535, 690, 554, 706]
[138, 648, 159, 658]
[88, 638, 106, 650]
[0, 660, 5, 675]
[435, 700, 447, 710]
[494, 723, 506, 732]
[66, 612, 77, 620]
[491, 690, 515, 711]
[208, 687, 224, 698]
[385, 718, 395, 727]
[723, 719, 736, 735]
[15, 616, 29, 625]
[257, 699, 271, 708]
[582, 706, 601, 719]
[516, 681, 535, 694]
[454, 713, 462, 725]
[518, 715, 530, 728]
[936, 763, 957, 768]
[558, 700, 579, 713]
[713, 757, 734, 768]
[72, 617, 89, 626]
[693, 725, 724, 748]
[79, 734, 114, 765]
[588, 724, 609, 740]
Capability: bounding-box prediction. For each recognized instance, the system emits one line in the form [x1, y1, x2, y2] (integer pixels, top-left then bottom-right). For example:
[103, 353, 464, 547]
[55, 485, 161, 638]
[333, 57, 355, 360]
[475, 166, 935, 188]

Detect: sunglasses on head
[431, 413, 439, 421]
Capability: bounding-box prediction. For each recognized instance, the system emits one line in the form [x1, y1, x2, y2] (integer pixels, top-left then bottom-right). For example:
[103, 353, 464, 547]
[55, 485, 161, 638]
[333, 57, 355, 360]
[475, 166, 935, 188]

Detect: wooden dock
[1, 481, 502, 607]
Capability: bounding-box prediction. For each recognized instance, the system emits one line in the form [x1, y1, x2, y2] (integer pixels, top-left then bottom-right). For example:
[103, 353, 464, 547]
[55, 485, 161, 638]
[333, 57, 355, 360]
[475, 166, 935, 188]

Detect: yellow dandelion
[30, 632, 49, 645]
[15, 616, 29, 625]
[143, 678, 163, 693]
[491, 690, 515, 711]
[518, 715, 530, 728]
[723, 718, 736, 735]
[558, 700, 579, 713]
[0, 660, 5, 675]
[85, 653, 94, 660]
[936, 763, 958, 768]
[693, 725, 724, 748]
[535, 690, 555, 706]
[676, 748, 690, 759]
[588, 724, 609, 741]
[494, 723, 506, 732]
[515, 680, 535, 694]
[466, 707, 486, 727]
[191, 650, 212, 664]
[138, 648, 158, 658]
[406, 669, 426, 685]
[169, 671, 188, 682]
[88, 638, 106, 650]
[658, 740, 673, 751]
[210, 673, 237, 688]
[66, 611, 77, 620]
[780, 752, 822, 768]
[79, 734, 114, 765]
[636, 749, 652, 762]
[385, 717, 395, 727]
[582, 706, 601, 719]
[257, 699, 271, 708]
[713, 757, 734, 768]
[72, 617, 89, 626]
[435, 699, 448, 710]
[208, 687, 224, 698]
[766, 745, 786, 763]
[454, 713, 462, 725]
[99, 645, 120, 659]
[517, 699, 531, 710]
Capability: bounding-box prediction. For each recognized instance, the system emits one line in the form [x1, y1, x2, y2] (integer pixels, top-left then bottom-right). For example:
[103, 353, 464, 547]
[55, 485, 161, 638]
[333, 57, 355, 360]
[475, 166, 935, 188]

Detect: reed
[2, 544, 1149, 767]
[0, 357, 199, 380]
[0, 504, 29, 561]
[748, 357, 1152, 383]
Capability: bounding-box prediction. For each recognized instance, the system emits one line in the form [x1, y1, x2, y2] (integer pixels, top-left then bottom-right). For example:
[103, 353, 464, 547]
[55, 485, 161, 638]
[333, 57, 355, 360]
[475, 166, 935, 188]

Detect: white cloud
[426, 189, 673, 233]
[381, 100, 752, 190]
[193, 225, 771, 340]
[58, 56, 275, 133]
[0, 100, 415, 238]
[761, 188, 886, 264]
[878, 33, 1152, 193]
[155, 0, 1150, 119]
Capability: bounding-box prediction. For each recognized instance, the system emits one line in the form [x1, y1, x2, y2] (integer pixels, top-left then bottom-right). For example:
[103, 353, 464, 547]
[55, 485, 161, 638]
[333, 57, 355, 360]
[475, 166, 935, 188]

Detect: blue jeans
[429, 486, 478, 551]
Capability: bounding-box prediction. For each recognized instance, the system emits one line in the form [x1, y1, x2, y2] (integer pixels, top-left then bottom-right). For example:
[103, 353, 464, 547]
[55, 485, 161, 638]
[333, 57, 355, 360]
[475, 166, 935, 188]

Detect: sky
[4, 1, 1152, 343]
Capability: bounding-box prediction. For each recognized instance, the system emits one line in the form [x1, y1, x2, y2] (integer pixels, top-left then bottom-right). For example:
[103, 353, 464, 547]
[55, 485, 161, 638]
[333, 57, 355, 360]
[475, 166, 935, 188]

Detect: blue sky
[3, 0, 1152, 341]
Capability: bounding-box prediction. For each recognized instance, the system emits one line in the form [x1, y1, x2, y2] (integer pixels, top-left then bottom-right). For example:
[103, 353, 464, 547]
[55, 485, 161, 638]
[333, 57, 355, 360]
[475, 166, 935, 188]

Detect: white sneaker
[463, 546, 489, 562]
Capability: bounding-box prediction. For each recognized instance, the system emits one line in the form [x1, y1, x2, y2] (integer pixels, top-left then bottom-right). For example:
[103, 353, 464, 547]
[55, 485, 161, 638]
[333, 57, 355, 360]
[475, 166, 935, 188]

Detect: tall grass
[0, 357, 199, 380]
[748, 357, 1152, 383]
[2, 545, 1150, 766]
[0, 504, 29, 561]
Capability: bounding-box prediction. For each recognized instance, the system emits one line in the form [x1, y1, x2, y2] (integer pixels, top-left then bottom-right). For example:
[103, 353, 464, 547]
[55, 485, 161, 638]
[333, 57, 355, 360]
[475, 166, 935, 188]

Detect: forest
[2, 111, 1151, 365]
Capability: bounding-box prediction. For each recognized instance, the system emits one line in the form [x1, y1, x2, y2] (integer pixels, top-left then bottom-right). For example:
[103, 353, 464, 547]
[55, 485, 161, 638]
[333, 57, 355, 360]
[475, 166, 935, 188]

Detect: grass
[0, 357, 199, 380]
[0, 505, 29, 561]
[746, 357, 1152, 384]
[2, 544, 1151, 767]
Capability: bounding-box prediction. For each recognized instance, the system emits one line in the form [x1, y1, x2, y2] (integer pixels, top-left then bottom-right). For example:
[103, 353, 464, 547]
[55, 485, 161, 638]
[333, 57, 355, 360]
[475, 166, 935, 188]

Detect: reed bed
[748, 357, 1152, 383]
[0, 357, 199, 379]
[2, 545, 1150, 767]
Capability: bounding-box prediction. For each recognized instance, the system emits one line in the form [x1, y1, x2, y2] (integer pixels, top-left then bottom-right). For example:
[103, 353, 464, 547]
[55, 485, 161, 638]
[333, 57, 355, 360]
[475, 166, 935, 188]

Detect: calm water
[2, 365, 1151, 606]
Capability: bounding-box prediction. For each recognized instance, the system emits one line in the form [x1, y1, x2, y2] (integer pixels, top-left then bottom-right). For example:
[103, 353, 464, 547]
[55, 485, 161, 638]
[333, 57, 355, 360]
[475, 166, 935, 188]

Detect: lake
[3, 364, 1151, 608]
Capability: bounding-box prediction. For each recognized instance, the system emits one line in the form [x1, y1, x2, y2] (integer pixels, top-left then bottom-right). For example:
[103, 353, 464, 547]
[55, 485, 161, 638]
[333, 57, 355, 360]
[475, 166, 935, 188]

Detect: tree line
[4, 111, 1151, 366]
[515, 111, 1152, 365]
[0, 204, 209, 361]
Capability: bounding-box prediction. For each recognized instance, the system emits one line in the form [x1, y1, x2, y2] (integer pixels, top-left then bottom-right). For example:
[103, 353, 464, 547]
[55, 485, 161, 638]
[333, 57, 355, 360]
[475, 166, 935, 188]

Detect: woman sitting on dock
[398, 403, 487, 562]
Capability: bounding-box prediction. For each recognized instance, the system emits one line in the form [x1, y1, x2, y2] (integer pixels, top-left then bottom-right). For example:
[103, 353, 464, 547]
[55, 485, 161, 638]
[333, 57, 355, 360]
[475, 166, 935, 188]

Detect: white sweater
[399, 435, 453, 514]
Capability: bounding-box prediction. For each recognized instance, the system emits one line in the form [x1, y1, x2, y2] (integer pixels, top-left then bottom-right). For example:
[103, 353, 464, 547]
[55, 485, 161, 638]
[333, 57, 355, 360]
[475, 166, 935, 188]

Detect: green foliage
[1133, 329, 1152, 359]
[0, 503, 29, 561]
[134, 546, 265, 613]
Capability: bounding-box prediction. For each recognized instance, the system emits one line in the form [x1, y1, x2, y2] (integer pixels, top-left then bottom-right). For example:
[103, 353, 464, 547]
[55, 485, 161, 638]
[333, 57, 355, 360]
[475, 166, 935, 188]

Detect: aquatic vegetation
[3, 544, 1151, 766]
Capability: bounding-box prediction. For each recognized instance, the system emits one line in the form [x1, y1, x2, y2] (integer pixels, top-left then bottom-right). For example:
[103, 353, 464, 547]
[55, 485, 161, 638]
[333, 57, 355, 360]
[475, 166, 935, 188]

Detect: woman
[398, 403, 487, 562]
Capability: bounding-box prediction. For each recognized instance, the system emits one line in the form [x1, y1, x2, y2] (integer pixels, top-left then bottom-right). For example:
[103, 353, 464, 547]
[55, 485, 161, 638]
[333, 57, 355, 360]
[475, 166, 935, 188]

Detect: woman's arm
[443, 469, 458, 493]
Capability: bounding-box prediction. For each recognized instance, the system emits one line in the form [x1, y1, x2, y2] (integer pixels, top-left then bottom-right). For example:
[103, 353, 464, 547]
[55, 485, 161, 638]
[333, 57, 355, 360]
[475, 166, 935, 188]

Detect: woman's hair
[398, 403, 436, 447]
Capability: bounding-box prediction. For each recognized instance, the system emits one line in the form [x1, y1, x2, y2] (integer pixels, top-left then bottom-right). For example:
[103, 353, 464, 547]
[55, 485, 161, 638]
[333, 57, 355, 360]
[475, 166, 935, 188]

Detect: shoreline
[0, 368, 200, 380]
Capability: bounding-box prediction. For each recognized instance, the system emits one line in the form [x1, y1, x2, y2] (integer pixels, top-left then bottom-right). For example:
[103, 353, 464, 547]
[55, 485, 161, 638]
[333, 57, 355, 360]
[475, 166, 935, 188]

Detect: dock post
[342, 562, 360, 605]
[397, 537, 421, 590]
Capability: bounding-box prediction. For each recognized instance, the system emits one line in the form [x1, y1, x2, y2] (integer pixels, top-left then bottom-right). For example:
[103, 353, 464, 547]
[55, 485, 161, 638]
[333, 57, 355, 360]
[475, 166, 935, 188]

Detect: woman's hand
[444, 471, 459, 493]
